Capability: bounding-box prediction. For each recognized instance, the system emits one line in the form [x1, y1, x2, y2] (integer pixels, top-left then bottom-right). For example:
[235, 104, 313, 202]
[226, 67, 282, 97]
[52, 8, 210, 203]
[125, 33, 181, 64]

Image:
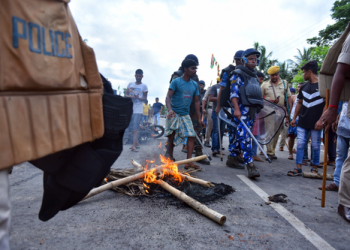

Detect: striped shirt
[297, 82, 324, 129]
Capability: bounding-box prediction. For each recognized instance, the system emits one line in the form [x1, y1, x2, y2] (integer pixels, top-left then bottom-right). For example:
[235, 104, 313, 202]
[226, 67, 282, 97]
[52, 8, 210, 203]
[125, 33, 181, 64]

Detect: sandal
[318, 182, 339, 191]
[184, 163, 202, 171]
[212, 150, 220, 156]
[287, 168, 302, 177]
[288, 154, 293, 160]
[131, 148, 139, 152]
[317, 163, 324, 168]
[310, 168, 318, 174]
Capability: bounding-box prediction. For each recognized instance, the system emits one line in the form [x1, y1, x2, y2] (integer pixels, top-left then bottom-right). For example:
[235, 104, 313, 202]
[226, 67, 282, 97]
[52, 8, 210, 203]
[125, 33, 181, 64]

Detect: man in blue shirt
[152, 98, 164, 125]
[164, 55, 205, 170]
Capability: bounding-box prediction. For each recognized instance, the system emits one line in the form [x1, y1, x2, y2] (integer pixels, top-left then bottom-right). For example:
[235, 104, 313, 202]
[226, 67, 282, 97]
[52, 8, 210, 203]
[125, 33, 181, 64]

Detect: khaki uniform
[339, 33, 350, 208]
[203, 87, 214, 143]
[261, 79, 291, 155]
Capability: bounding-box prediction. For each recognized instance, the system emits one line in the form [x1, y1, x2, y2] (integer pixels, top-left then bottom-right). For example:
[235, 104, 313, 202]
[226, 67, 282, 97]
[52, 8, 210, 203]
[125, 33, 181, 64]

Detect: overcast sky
[69, 0, 335, 103]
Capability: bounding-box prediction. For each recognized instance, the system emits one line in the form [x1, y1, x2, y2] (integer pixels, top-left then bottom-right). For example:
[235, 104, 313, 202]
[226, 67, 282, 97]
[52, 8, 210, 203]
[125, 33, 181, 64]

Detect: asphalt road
[8, 135, 349, 250]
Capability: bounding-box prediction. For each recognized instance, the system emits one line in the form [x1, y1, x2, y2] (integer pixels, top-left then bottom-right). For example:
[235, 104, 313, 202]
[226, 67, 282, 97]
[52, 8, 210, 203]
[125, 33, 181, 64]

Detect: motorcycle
[123, 121, 165, 145]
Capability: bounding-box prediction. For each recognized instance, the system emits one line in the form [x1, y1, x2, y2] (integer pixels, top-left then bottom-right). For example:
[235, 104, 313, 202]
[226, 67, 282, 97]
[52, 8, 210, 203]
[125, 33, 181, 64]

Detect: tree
[253, 42, 276, 79]
[291, 46, 330, 85]
[310, 45, 330, 68]
[307, 0, 350, 46]
[276, 61, 293, 83]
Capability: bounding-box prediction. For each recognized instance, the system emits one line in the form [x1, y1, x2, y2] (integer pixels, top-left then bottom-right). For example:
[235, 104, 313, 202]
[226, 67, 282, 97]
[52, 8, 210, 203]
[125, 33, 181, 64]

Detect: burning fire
[143, 155, 184, 187]
[158, 142, 162, 149]
[143, 183, 150, 194]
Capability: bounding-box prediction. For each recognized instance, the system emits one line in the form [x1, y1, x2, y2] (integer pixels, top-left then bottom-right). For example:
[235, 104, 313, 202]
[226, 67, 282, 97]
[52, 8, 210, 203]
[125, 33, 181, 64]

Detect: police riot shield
[218, 99, 286, 145]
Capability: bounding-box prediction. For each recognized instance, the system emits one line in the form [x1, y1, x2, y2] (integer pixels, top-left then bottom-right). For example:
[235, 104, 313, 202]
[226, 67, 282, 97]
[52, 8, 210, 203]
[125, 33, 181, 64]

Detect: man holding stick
[223, 48, 262, 178]
[320, 32, 350, 223]
[216, 50, 246, 169]
[164, 55, 205, 170]
[209, 77, 226, 156]
[261, 66, 292, 160]
[202, 81, 214, 147]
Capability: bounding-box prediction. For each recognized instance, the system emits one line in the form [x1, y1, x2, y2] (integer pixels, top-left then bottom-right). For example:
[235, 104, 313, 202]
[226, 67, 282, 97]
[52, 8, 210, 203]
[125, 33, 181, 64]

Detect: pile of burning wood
[84, 155, 227, 225]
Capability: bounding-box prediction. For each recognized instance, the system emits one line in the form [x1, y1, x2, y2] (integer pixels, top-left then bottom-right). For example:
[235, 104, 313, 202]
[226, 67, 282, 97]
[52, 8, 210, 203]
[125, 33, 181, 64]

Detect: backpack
[219, 65, 236, 108]
[319, 22, 350, 101]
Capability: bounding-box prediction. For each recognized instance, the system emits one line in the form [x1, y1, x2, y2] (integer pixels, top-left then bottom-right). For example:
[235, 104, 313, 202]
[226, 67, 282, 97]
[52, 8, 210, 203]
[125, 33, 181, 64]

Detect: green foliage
[161, 106, 168, 115]
[310, 45, 330, 68]
[307, 0, 350, 46]
[253, 42, 275, 78]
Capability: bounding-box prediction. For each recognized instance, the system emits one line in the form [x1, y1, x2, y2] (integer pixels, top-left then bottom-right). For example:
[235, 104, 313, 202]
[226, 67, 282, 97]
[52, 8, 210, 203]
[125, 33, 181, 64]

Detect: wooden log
[156, 179, 226, 225]
[84, 155, 208, 201]
[302, 172, 333, 181]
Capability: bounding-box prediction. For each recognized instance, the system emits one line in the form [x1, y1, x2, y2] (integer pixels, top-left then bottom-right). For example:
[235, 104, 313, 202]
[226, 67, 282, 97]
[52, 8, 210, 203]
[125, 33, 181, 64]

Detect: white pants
[154, 112, 160, 125]
[0, 169, 10, 250]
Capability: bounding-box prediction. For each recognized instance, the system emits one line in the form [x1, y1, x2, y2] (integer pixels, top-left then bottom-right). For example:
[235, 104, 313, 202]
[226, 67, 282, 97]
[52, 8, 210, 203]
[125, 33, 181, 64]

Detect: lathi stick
[321, 89, 330, 208]
[156, 179, 226, 225]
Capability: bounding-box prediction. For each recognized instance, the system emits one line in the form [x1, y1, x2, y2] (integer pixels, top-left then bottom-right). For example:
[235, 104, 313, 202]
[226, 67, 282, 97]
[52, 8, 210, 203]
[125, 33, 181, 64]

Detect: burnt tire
[151, 125, 164, 138]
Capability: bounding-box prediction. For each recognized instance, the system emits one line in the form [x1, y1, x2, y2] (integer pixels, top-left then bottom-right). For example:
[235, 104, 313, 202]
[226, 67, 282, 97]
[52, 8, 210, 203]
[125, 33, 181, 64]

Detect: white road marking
[237, 175, 335, 250]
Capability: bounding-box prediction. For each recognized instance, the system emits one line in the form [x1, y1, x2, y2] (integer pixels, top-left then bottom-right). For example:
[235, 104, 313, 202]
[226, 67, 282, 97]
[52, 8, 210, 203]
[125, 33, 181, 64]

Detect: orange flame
[158, 142, 162, 149]
[104, 178, 108, 182]
[144, 155, 184, 186]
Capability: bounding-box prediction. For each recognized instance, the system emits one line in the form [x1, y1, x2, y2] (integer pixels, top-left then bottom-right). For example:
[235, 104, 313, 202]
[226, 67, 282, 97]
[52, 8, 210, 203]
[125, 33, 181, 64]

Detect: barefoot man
[164, 55, 205, 170]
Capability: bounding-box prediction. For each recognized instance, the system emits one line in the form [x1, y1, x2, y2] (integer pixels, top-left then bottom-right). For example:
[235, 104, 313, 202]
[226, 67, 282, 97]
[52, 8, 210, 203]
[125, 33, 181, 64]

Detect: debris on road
[268, 194, 287, 203]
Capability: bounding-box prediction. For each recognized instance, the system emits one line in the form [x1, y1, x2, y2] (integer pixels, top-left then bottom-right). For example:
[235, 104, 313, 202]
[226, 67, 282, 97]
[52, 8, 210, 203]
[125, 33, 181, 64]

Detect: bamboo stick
[131, 157, 214, 187]
[321, 89, 330, 207]
[167, 169, 215, 187]
[83, 166, 163, 201]
[302, 172, 333, 181]
[84, 155, 208, 201]
[156, 179, 226, 225]
[172, 155, 207, 166]
[131, 159, 143, 170]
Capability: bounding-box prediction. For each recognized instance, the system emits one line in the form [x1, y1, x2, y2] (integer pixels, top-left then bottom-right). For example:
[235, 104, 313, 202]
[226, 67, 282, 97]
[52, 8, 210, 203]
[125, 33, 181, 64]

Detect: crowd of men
[159, 35, 350, 223]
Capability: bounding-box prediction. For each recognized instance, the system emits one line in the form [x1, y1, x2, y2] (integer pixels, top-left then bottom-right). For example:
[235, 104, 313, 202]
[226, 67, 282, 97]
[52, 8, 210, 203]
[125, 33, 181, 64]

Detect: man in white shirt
[125, 69, 148, 152]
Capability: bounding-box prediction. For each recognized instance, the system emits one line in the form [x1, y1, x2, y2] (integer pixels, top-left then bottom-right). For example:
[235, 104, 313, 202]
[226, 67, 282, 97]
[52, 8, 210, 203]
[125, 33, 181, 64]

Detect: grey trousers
[0, 169, 10, 250]
[339, 155, 350, 208]
[205, 108, 213, 143]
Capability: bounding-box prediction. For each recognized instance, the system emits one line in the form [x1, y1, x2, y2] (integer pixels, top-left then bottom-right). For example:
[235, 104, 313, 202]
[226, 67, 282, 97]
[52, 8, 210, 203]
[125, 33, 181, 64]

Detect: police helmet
[234, 50, 244, 59]
[242, 48, 261, 66]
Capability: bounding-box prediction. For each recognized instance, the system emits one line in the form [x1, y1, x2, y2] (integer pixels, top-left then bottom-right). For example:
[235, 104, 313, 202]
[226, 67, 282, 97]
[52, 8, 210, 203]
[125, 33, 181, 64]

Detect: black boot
[195, 149, 210, 165]
[226, 155, 245, 169]
[246, 162, 260, 178]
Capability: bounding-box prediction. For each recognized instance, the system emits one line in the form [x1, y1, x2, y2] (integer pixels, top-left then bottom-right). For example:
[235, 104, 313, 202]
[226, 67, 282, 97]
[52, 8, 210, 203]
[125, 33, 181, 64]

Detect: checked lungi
[165, 114, 195, 146]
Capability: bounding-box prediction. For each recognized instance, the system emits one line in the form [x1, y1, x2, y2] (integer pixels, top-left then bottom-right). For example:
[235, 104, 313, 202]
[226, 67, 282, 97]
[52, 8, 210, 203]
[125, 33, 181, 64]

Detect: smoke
[111, 116, 167, 168]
